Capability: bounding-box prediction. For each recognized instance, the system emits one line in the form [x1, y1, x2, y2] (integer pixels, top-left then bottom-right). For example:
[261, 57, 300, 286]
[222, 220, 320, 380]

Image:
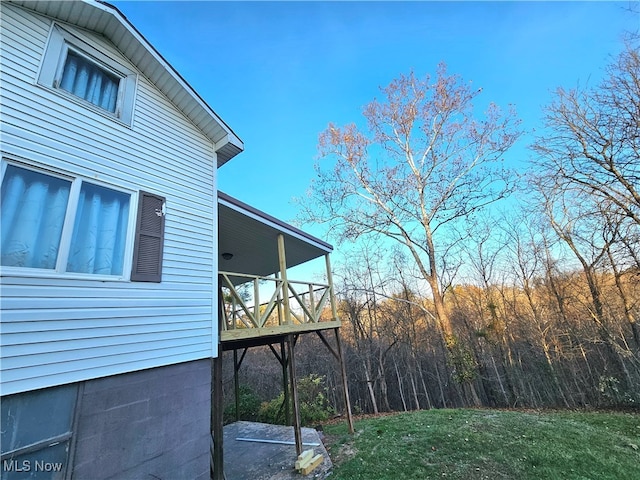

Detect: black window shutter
[131, 191, 165, 282]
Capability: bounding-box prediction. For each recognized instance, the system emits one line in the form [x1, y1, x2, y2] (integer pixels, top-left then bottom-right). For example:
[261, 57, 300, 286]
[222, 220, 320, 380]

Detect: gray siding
[0, 3, 219, 395]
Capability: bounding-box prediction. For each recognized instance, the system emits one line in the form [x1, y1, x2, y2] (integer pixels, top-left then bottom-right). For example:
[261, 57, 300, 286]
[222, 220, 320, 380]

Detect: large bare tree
[531, 43, 640, 227]
[299, 64, 521, 359]
[531, 42, 640, 351]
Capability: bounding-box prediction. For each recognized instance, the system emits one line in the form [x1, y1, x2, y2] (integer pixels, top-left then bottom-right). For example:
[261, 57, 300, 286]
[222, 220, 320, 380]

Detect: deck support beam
[212, 282, 225, 480]
[281, 340, 291, 425]
[315, 328, 355, 434]
[233, 349, 248, 422]
[287, 333, 302, 455]
[335, 328, 355, 434]
[212, 354, 224, 480]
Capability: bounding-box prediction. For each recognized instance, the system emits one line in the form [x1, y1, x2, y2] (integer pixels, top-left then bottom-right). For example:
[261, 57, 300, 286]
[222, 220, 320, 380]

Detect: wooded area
[223, 42, 639, 417]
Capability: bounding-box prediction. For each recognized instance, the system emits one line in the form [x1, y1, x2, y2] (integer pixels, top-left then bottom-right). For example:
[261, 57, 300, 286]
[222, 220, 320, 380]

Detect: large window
[1, 163, 131, 278]
[38, 24, 137, 125]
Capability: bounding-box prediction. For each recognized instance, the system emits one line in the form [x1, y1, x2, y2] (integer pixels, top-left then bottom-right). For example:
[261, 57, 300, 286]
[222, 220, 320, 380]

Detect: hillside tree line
[222, 41, 639, 420]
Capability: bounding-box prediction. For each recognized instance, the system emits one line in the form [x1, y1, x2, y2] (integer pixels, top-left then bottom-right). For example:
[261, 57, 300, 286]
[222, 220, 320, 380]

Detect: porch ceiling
[218, 192, 332, 285]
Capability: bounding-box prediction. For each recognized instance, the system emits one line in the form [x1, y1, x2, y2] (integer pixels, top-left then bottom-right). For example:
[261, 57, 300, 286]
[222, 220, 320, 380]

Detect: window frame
[0, 158, 138, 282]
[0, 383, 81, 480]
[38, 23, 137, 126]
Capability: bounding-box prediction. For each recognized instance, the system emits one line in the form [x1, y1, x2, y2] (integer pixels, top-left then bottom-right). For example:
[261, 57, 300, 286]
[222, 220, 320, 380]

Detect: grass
[322, 409, 640, 480]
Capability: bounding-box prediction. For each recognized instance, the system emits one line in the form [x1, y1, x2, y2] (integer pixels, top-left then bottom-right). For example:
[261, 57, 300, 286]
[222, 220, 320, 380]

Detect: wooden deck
[219, 235, 341, 347]
[220, 270, 341, 346]
[211, 234, 353, 480]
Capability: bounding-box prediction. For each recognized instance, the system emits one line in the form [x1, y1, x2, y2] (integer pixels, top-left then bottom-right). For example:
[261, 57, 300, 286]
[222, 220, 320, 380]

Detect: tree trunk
[416, 357, 433, 409]
[394, 358, 408, 411]
[409, 369, 420, 410]
[490, 353, 510, 406]
[434, 361, 447, 408]
[362, 357, 379, 414]
[378, 357, 391, 411]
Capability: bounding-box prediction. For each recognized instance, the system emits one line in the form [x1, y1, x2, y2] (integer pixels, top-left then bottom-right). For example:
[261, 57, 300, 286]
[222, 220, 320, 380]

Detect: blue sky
[114, 1, 636, 249]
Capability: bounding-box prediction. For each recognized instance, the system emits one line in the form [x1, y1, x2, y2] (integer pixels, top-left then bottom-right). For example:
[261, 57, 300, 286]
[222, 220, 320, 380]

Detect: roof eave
[215, 134, 245, 167]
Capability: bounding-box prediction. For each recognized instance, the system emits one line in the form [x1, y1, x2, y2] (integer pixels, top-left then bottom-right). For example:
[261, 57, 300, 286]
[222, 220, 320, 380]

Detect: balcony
[220, 270, 340, 342]
[217, 192, 341, 349]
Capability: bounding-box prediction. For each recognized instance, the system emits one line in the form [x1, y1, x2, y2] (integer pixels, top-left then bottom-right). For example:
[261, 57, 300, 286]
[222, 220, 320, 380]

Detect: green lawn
[323, 409, 640, 480]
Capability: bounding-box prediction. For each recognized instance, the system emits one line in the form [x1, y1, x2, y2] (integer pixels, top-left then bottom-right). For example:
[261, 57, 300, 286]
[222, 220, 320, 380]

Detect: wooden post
[212, 354, 224, 480]
[335, 327, 355, 434]
[234, 349, 240, 422]
[287, 334, 302, 455]
[281, 339, 291, 425]
[212, 281, 227, 479]
[254, 277, 260, 325]
[325, 254, 338, 321]
[278, 234, 291, 324]
[275, 272, 284, 325]
[231, 294, 236, 329]
[308, 284, 315, 323]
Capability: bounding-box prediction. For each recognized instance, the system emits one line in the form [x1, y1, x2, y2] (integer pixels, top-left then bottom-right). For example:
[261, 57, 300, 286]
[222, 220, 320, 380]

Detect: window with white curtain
[67, 182, 130, 275]
[0, 165, 71, 269]
[59, 50, 120, 114]
[1, 163, 132, 277]
[38, 24, 137, 125]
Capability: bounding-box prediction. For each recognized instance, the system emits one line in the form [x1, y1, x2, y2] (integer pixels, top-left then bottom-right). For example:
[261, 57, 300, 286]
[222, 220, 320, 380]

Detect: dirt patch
[321, 430, 358, 467]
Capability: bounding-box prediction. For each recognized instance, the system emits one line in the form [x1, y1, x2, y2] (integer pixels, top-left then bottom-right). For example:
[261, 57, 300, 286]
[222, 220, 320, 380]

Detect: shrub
[224, 384, 262, 423]
[257, 374, 335, 427]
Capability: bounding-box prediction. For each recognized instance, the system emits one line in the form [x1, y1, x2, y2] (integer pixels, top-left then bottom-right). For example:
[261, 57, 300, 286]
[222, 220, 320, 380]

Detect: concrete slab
[223, 421, 332, 480]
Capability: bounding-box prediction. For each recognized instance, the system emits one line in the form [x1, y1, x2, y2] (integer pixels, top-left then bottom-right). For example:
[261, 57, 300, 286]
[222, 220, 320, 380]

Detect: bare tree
[335, 243, 397, 414]
[531, 43, 640, 227]
[530, 42, 640, 375]
[299, 65, 521, 366]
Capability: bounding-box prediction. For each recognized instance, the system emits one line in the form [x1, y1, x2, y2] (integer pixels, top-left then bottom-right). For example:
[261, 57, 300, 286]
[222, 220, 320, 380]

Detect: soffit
[218, 192, 332, 285]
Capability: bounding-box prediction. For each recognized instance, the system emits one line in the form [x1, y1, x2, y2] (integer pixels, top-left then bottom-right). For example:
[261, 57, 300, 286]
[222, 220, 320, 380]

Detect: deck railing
[219, 271, 337, 333]
[219, 235, 340, 341]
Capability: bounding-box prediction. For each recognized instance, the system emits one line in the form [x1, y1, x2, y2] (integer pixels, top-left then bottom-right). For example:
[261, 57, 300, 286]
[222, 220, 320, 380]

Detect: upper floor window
[38, 24, 137, 125]
[60, 50, 120, 113]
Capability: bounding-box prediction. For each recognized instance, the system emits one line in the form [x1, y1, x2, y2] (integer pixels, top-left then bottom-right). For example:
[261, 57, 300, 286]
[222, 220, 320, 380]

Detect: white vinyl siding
[0, 4, 218, 395]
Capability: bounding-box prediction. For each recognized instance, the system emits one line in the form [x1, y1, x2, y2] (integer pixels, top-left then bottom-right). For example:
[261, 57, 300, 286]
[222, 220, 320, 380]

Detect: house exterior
[1, 1, 242, 478]
[1, 1, 350, 479]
